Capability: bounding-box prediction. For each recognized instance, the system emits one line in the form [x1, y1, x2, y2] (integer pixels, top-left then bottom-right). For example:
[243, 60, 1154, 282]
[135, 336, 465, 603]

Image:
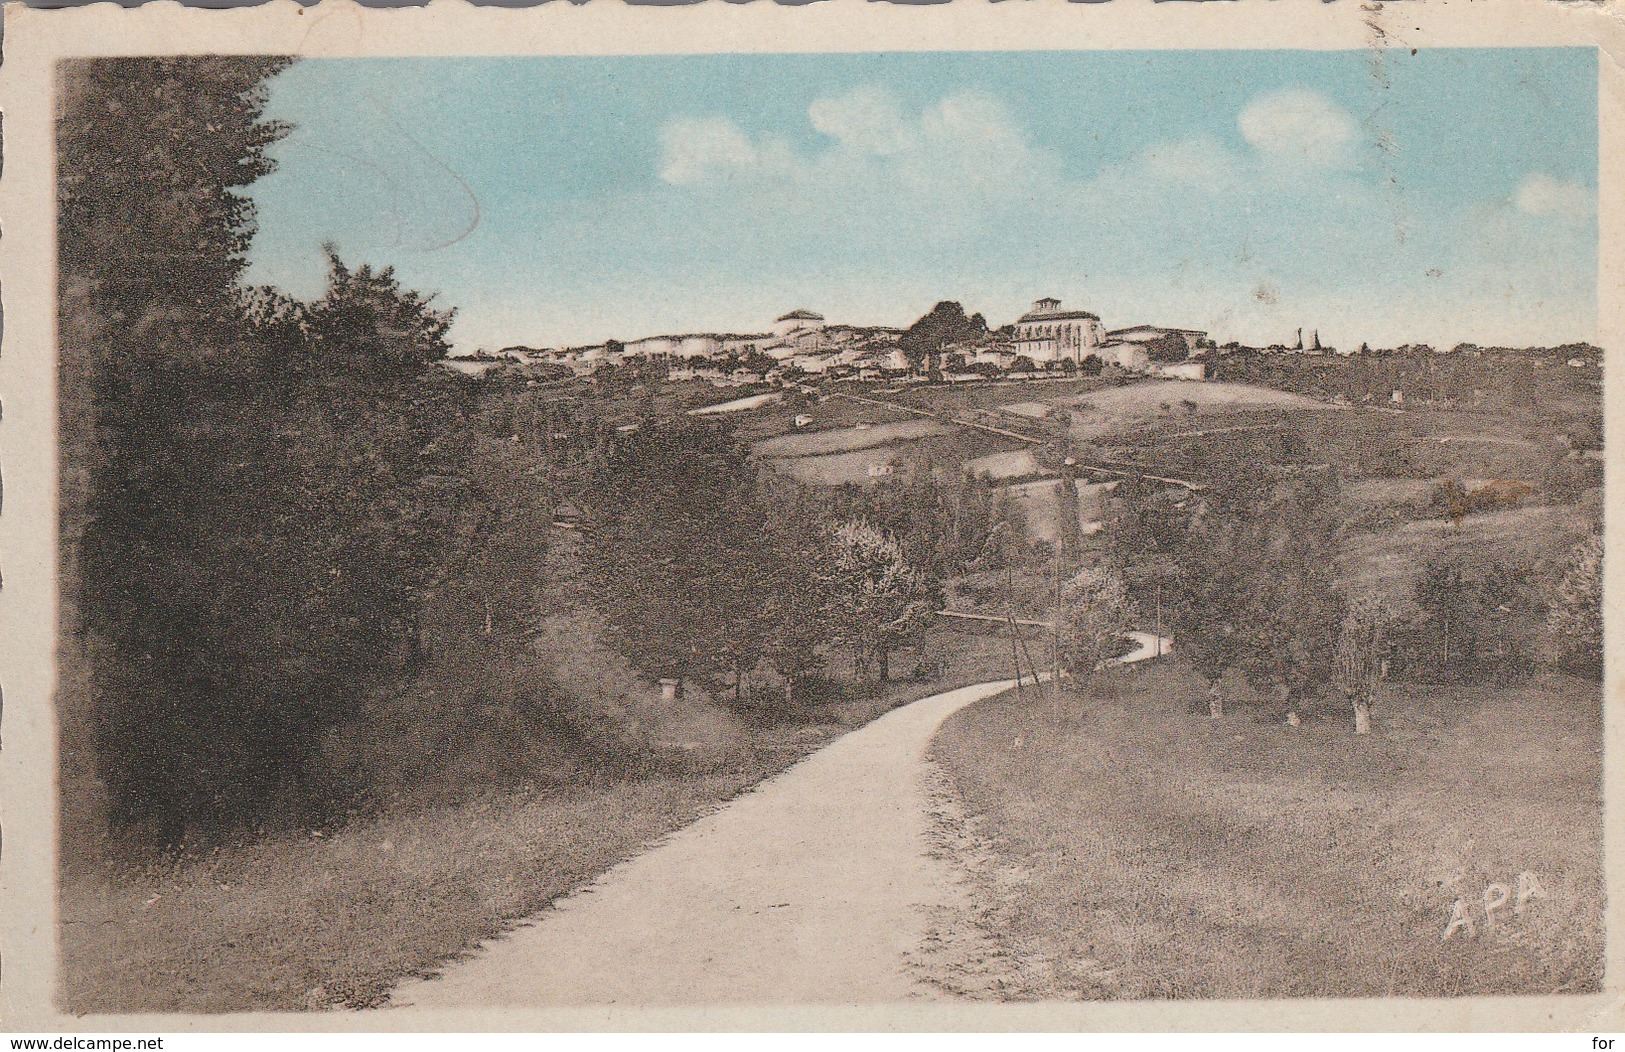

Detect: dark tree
[899, 301, 987, 373]
[306, 246, 455, 378]
[1414, 556, 1536, 680]
[61, 58, 496, 844]
[61, 57, 297, 843]
[580, 419, 780, 696]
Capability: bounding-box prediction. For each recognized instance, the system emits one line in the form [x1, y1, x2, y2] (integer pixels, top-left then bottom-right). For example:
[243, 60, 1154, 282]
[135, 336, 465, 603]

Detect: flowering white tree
[1058, 565, 1138, 675]
[824, 520, 939, 682]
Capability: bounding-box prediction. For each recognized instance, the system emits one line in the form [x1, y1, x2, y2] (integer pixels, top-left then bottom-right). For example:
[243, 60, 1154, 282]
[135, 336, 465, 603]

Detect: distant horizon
[244, 48, 1598, 355]
[437, 301, 1602, 358]
[441, 306, 1603, 358]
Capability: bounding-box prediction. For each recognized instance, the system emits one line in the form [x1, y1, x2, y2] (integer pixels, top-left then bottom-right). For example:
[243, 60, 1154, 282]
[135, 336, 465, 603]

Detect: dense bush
[1544, 533, 1603, 677]
[1407, 557, 1542, 682]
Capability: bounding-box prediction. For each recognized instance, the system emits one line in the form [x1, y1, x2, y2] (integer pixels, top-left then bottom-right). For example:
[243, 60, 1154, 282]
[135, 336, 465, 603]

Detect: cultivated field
[754, 419, 950, 458]
[1054, 380, 1334, 440]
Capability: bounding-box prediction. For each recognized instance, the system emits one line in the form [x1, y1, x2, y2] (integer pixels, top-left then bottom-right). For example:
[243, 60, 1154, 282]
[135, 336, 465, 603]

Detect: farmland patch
[1059, 380, 1334, 440]
[754, 419, 951, 459]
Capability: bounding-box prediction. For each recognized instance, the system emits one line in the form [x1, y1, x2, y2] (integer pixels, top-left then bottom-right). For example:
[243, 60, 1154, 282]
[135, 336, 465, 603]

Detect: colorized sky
[244, 48, 1598, 353]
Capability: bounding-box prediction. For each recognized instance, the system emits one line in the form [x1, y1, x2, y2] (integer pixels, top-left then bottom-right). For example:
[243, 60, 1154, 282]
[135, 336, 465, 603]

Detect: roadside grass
[60, 630, 1017, 1015]
[927, 661, 1603, 1000]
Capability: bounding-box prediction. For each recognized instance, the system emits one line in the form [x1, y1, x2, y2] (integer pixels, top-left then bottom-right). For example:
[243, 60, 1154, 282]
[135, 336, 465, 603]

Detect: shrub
[1545, 533, 1603, 676]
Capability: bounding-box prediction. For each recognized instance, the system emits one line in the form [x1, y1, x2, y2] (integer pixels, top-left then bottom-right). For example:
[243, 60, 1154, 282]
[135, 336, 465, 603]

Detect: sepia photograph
[2, 0, 1618, 1031]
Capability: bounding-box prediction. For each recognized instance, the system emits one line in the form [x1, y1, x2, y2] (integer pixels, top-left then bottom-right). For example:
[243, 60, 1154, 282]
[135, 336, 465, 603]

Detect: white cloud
[658, 117, 794, 186]
[657, 86, 1054, 199]
[1131, 135, 1244, 194]
[1513, 173, 1593, 223]
[1238, 88, 1357, 167]
[808, 86, 912, 156]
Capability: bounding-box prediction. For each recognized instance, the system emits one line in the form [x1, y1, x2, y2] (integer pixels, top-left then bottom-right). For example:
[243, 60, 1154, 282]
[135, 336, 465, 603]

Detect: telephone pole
[1155, 580, 1163, 658]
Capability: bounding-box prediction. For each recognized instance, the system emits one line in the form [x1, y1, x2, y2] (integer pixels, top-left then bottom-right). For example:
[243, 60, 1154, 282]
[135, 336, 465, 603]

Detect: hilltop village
[448, 298, 1223, 384]
[448, 296, 1606, 395]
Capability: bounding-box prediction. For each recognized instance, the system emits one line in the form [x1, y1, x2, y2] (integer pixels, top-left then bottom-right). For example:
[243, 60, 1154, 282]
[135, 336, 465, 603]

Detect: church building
[1011, 298, 1105, 364]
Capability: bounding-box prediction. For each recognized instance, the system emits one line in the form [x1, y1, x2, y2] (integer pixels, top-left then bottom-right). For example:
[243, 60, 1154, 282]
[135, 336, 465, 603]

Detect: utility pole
[1155, 580, 1163, 658]
[1007, 556, 1020, 695]
[1000, 523, 1023, 694]
[1014, 610, 1043, 694]
[1052, 538, 1063, 717]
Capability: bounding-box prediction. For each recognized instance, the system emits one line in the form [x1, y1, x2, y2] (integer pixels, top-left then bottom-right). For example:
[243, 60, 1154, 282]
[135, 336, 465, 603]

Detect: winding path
[386, 678, 1019, 1009]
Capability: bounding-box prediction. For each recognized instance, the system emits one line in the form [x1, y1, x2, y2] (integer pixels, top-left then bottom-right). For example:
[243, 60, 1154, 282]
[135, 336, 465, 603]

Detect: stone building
[1012, 298, 1105, 364]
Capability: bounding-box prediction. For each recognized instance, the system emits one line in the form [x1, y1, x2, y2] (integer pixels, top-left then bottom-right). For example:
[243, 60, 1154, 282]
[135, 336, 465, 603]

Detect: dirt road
[387, 678, 1018, 1009]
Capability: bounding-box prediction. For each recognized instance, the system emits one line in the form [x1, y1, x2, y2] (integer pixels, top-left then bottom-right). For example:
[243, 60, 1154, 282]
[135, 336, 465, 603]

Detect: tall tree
[1055, 469, 1084, 569]
[1336, 596, 1393, 735]
[899, 301, 987, 373]
[580, 419, 779, 696]
[62, 57, 296, 842]
[1232, 479, 1346, 718]
[1167, 510, 1252, 718]
[61, 58, 499, 843]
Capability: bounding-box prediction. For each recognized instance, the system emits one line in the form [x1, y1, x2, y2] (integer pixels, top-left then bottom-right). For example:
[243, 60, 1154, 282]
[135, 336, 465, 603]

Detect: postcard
[2, 0, 1621, 1032]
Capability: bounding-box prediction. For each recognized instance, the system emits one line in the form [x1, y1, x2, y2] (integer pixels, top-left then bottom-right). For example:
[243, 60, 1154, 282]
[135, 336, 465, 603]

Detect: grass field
[753, 419, 951, 458]
[770, 448, 909, 486]
[1339, 503, 1596, 604]
[926, 662, 1603, 1000]
[60, 630, 1020, 1014]
[889, 377, 1110, 416]
[964, 449, 1044, 481]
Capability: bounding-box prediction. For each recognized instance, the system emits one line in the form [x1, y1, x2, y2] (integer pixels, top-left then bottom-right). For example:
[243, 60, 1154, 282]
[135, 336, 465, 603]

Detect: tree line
[575, 428, 1046, 707]
[60, 58, 604, 849]
[1099, 456, 1602, 733]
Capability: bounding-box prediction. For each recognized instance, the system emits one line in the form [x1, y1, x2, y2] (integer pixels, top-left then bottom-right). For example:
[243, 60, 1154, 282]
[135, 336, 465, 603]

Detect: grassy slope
[928, 662, 1603, 1000]
[60, 631, 1017, 1014]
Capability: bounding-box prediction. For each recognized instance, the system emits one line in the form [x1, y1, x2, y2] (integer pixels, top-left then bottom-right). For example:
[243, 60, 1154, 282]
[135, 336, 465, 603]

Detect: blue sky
[244, 48, 1598, 352]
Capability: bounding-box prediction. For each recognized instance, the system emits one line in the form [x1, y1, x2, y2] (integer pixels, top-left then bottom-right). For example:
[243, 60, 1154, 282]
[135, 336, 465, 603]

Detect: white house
[1096, 342, 1151, 372]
